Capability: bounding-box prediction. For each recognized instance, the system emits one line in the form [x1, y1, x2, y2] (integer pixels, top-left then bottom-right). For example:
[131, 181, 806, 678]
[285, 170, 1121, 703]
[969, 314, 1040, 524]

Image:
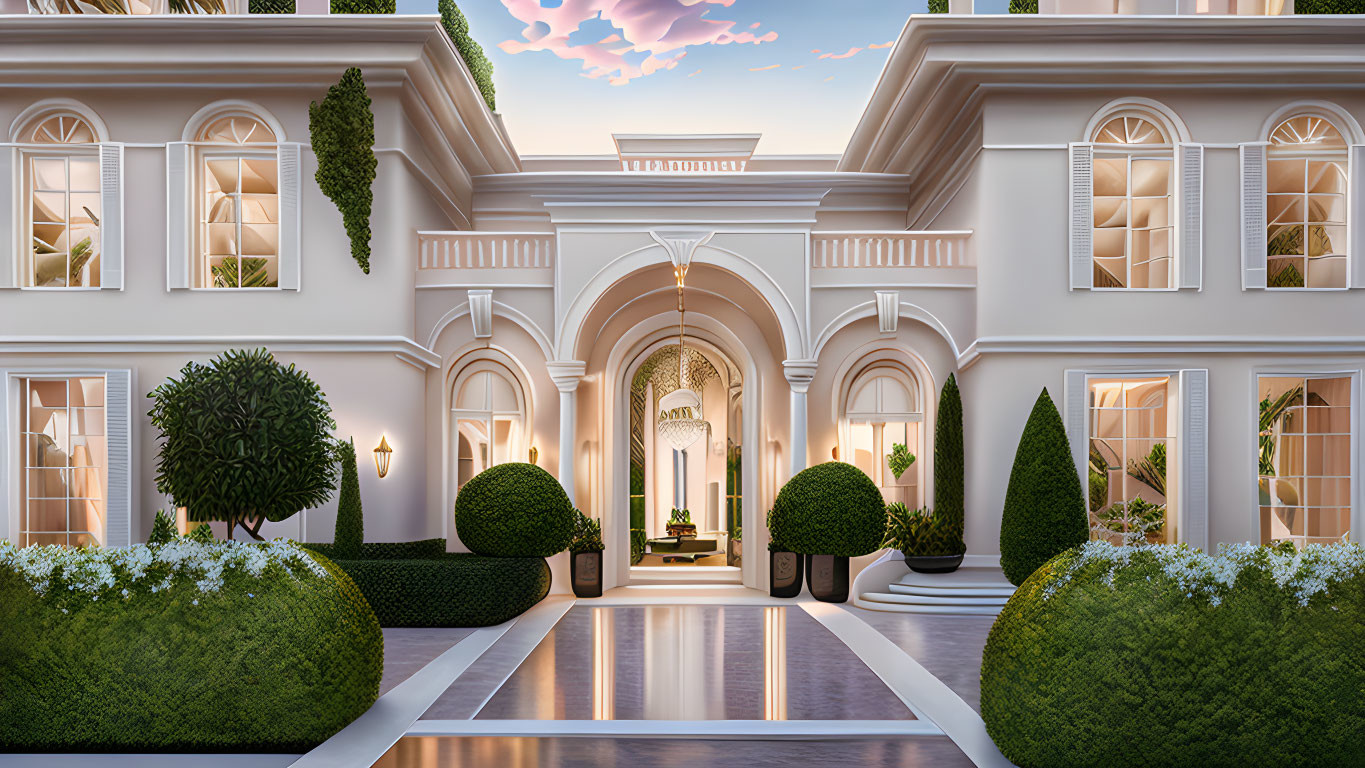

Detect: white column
[783, 360, 818, 478]
[547, 361, 586, 505]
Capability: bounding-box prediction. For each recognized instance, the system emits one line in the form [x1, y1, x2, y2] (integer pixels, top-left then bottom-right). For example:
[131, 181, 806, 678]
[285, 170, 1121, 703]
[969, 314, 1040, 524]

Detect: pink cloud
[818, 46, 861, 60]
[868, 40, 894, 49]
[497, 0, 778, 86]
[814, 40, 896, 61]
[749, 64, 779, 71]
[749, 21, 759, 28]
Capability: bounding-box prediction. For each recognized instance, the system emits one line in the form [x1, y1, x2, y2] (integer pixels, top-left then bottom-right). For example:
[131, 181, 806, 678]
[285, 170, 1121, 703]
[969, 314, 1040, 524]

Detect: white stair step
[888, 582, 1016, 598]
[862, 591, 1008, 607]
[855, 594, 1003, 616]
[894, 568, 1014, 591]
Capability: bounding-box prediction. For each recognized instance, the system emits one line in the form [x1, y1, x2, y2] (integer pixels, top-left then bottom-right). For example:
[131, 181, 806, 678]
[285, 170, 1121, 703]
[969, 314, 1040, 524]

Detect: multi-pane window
[198, 115, 279, 289]
[1092, 116, 1173, 290]
[844, 365, 922, 508]
[25, 114, 101, 288]
[1258, 375, 1352, 547]
[1266, 116, 1347, 289]
[1088, 377, 1175, 545]
[453, 365, 525, 491]
[19, 376, 107, 548]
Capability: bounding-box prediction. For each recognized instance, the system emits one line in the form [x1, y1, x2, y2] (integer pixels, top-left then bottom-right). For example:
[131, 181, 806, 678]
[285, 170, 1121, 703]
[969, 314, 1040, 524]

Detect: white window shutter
[1063, 370, 1089, 497]
[0, 145, 16, 288]
[277, 142, 302, 291]
[165, 142, 191, 290]
[1177, 143, 1203, 290]
[104, 369, 134, 547]
[1240, 142, 1267, 290]
[1350, 145, 1365, 289]
[1178, 369, 1209, 553]
[1069, 143, 1094, 290]
[99, 143, 124, 290]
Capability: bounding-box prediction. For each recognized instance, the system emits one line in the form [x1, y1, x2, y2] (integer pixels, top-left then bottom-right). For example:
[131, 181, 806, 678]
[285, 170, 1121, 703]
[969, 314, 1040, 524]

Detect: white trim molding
[0, 336, 441, 369]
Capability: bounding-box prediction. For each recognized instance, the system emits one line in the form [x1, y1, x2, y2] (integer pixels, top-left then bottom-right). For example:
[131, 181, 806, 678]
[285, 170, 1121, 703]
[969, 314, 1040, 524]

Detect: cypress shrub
[309, 67, 377, 275]
[768, 462, 886, 557]
[455, 462, 574, 557]
[440, 0, 496, 111]
[999, 388, 1088, 586]
[982, 542, 1365, 767]
[934, 372, 965, 541]
[333, 439, 363, 559]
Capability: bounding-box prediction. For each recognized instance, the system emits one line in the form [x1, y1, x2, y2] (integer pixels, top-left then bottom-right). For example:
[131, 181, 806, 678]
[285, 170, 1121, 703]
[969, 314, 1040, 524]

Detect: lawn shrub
[0, 539, 382, 751]
[768, 462, 886, 557]
[982, 541, 1365, 768]
[455, 462, 574, 557]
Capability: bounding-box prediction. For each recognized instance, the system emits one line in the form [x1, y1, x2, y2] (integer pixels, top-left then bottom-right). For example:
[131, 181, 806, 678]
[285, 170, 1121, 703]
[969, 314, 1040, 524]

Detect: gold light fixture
[528, 446, 539, 464]
[373, 435, 392, 478]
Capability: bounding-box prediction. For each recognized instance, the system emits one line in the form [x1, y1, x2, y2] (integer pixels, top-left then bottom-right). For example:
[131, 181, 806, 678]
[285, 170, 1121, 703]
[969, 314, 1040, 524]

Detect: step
[887, 582, 1016, 598]
[861, 591, 1008, 607]
[855, 593, 1003, 616]
[894, 568, 1014, 592]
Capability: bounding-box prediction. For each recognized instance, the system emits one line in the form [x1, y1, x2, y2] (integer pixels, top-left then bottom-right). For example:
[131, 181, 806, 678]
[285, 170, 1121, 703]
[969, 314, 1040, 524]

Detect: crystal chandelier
[656, 259, 709, 451]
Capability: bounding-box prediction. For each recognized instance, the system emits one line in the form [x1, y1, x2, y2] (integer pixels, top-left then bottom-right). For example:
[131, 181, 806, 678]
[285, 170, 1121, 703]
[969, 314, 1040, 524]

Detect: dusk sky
[395, 0, 1013, 156]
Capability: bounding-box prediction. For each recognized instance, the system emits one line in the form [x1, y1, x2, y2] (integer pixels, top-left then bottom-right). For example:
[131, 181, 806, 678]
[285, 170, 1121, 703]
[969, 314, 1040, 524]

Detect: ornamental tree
[934, 372, 965, 542]
[148, 348, 340, 540]
[309, 67, 376, 274]
[333, 438, 364, 559]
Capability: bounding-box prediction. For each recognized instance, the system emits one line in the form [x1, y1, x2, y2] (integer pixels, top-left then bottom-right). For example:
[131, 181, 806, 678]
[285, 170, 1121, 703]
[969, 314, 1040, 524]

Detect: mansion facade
[1, 9, 1362, 594]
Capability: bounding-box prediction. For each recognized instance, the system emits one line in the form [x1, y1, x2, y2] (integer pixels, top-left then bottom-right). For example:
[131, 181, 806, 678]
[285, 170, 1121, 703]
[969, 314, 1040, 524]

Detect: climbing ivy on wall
[440, 0, 497, 111]
[309, 67, 377, 275]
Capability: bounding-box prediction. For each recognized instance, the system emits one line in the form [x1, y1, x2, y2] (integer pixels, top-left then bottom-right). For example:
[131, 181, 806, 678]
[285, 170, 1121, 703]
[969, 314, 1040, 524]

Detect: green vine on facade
[309, 67, 377, 275]
[441, 0, 497, 111]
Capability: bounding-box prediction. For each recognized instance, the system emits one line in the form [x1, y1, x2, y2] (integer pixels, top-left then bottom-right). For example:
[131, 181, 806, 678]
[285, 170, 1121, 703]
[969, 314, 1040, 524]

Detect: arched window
[1266, 115, 1348, 289]
[451, 361, 527, 490]
[1091, 113, 1173, 289]
[842, 363, 924, 507]
[196, 112, 280, 288]
[20, 112, 102, 288]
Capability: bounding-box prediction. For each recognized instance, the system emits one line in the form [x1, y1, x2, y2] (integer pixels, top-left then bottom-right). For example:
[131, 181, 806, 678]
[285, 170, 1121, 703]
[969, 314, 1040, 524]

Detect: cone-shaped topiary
[768, 462, 886, 557]
[455, 463, 573, 557]
[934, 372, 965, 542]
[999, 388, 1089, 585]
[333, 438, 363, 559]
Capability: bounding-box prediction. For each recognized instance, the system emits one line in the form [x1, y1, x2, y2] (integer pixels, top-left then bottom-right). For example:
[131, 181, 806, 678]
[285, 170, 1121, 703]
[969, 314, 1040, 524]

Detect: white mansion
[1, 4, 1361, 596]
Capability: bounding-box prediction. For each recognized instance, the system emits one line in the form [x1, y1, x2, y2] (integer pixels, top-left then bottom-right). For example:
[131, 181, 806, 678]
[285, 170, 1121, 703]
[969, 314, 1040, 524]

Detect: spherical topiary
[0, 539, 382, 751]
[455, 462, 574, 557]
[768, 462, 886, 557]
[982, 541, 1365, 768]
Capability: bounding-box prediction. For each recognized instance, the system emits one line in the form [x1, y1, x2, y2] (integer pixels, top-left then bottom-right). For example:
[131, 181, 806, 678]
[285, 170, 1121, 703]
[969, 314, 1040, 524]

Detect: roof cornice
[474, 170, 910, 202]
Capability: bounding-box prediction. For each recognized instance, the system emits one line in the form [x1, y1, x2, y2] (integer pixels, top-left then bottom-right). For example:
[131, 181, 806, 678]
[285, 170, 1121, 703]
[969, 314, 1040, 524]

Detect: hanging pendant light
[656, 259, 709, 450]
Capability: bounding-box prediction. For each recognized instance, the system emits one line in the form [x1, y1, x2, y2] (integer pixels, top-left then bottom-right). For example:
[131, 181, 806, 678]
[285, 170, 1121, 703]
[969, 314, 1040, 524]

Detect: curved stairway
[855, 564, 1015, 616]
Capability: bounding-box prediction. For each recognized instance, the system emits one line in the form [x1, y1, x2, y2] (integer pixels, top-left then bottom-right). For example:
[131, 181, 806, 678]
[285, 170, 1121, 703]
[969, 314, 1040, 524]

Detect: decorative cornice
[957, 335, 1365, 370]
[783, 359, 819, 393]
[546, 360, 587, 392]
[0, 335, 441, 369]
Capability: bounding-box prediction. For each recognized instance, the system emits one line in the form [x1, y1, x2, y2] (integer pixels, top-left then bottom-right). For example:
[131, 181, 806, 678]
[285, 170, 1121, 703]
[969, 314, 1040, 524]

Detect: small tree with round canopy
[148, 348, 340, 540]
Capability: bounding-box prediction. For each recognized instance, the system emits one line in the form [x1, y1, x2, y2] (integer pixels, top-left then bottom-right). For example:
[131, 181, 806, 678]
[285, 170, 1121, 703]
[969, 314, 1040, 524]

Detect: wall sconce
[374, 435, 393, 478]
[528, 446, 539, 464]
[831, 446, 839, 461]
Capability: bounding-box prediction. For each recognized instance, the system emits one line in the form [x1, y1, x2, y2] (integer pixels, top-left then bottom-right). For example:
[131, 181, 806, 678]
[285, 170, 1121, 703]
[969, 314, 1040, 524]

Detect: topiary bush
[333, 438, 363, 559]
[934, 372, 965, 541]
[982, 541, 1365, 768]
[768, 462, 886, 557]
[306, 538, 447, 561]
[0, 539, 382, 751]
[455, 462, 574, 557]
[440, 0, 496, 111]
[999, 388, 1088, 586]
[319, 553, 550, 627]
[329, 0, 393, 11]
[309, 67, 376, 275]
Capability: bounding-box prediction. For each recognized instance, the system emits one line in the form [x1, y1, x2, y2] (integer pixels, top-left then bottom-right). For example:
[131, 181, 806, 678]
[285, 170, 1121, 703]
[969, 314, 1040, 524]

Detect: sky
[393, 0, 1013, 156]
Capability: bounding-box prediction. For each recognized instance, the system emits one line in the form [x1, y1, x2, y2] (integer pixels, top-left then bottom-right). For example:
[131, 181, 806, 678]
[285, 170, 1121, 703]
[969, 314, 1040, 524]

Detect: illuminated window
[1258, 375, 1353, 547]
[23, 114, 101, 288]
[1088, 377, 1175, 545]
[1092, 115, 1173, 289]
[197, 114, 279, 288]
[1265, 116, 1348, 289]
[452, 362, 526, 490]
[19, 376, 107, 548]
[843, 363, 922, 507]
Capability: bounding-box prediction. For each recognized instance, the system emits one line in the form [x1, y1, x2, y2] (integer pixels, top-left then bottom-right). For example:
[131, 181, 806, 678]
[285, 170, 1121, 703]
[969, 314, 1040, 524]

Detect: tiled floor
[433, 605, 912, 721]
[380, 628, 476, 696]
[373, 736, 975, 768]
[850, 609, 996, 713]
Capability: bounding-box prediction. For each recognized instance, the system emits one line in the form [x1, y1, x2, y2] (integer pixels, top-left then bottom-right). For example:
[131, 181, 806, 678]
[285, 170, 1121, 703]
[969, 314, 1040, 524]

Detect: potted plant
[884, 502, 966, 574]
[887, 442, 916, 480]
[568, 509, 605, 598]
[728, 525, 742, 568]
[767, 463, 885, 603]
[767, 508, 804, 598]
[666, 507, 696, 538]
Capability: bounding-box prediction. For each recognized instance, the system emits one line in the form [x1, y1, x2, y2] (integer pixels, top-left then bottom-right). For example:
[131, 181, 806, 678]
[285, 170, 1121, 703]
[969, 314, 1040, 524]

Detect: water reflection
[476, 605, 912, 721]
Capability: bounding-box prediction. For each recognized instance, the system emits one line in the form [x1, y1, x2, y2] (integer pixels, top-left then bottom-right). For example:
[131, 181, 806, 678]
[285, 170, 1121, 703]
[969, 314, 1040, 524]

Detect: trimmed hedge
[321, 553, 551, 627]
[306, 538, 446, 561]
[329, 0, 394, 12]
[999, 388, 1088, 585]
[982, 541, 1365, 768]
[768, 462, 886, 557]
[0, 540, 382, 751]
[455, 462, 574, 557]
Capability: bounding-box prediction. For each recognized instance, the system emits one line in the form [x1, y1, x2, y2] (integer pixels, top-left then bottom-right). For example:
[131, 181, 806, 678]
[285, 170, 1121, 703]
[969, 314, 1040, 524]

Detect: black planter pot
[905, 554, 964, 574]
[769, 550, 803, 598]
[805, 554, 850, 603]
[571, 550, 603, 598]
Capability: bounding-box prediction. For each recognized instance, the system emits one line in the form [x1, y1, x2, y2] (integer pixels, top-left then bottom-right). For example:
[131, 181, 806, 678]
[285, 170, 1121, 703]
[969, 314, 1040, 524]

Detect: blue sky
[393, 1, 1011, 156]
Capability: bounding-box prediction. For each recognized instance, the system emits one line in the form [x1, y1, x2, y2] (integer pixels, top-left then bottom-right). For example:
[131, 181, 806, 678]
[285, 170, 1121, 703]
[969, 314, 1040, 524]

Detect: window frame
[189, 113, 282, 291]
[838, 361, 927, 507]
[1264, 117, 1350, 292]
[17, 374, 107, 547]
[1085, 374, 1178, 545]
[449, 359, 529, 493]
[14, 112, 105, 292]
[1090, 115, 1177, 292]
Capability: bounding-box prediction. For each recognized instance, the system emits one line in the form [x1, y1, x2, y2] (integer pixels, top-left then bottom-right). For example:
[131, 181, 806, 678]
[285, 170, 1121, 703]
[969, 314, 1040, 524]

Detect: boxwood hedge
[455, 462, 574, 557]
[0, 539, 382, 752]
[306, 538, 446, 561]
[981, 541, 1365, 768]
[767, 462, 886, 557]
